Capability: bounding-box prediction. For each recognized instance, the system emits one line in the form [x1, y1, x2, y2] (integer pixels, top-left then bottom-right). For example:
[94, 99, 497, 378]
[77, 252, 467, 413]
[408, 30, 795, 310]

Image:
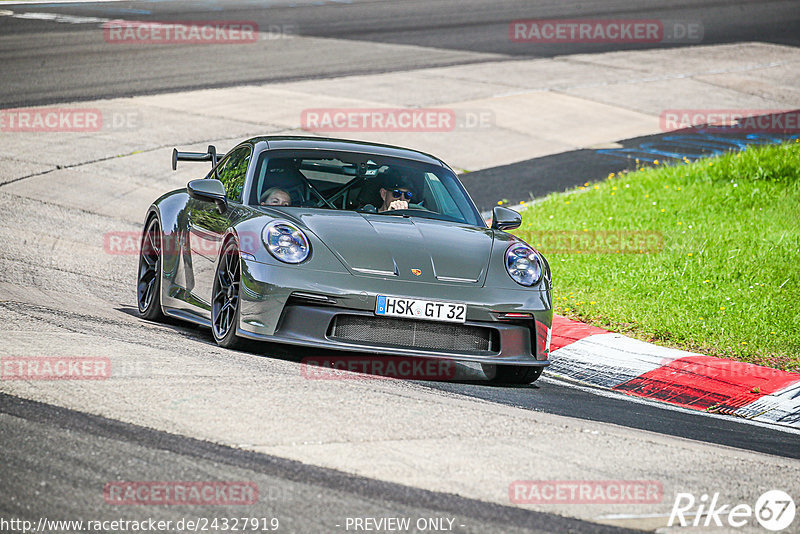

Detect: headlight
[262, 221, 310, 264]
[505, 243, 543, 286]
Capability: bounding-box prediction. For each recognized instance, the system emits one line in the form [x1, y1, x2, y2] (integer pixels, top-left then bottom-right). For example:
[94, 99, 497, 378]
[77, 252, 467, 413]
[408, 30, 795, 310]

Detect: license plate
[375, 296, 466, 323]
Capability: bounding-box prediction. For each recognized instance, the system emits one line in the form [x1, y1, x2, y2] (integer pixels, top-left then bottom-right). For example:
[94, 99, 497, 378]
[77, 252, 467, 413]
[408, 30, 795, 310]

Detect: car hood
[286, 210, 494, 284]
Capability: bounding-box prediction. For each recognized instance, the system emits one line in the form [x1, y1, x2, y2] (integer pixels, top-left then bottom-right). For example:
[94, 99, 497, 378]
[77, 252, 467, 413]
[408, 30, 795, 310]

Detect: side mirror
[187, 179, 227, 213]
[491, 206, 521, 231]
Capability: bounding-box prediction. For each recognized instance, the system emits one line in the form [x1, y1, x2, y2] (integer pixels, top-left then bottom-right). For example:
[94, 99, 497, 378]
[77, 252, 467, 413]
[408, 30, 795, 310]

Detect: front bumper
[238, 258, 552, 366]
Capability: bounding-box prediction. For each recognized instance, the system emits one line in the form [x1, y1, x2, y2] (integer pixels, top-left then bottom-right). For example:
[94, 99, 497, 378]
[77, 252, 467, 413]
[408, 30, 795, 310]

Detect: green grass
[514, 140, 800, 371]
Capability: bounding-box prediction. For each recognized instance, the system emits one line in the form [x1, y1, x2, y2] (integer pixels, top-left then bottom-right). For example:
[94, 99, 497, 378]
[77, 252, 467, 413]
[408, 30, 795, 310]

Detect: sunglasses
[391, 189, 413, 200]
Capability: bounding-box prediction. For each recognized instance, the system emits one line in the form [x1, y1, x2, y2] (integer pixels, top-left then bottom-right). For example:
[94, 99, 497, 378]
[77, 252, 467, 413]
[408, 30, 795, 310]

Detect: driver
[378, 169, 415, 213]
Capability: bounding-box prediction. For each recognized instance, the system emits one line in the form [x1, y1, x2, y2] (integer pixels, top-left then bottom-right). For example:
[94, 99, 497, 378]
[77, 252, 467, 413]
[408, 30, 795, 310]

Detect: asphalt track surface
[2, 1, 800, 532]
[0, 394, 631, 534]
[462, 123, 800, 209]
[0, 0, 799, 107]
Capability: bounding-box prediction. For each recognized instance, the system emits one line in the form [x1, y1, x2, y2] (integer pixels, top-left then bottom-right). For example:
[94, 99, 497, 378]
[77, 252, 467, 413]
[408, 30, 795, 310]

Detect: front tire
[137, 216, 166, 321]
[482, 364, 543, 385]
[211, 239, 244, 349]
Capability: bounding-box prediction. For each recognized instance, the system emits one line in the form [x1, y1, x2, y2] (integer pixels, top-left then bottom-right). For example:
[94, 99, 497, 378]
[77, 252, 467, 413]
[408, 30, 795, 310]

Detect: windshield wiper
[378, 208, 460, 223]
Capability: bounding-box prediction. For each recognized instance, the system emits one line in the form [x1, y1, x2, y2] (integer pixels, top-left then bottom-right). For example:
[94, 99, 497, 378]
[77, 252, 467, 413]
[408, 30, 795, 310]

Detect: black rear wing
[172, 145, 225, 171]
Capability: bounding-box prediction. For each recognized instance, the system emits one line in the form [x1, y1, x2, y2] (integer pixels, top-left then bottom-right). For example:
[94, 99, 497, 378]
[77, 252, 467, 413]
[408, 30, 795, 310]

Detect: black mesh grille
[328, 315, 498, 353]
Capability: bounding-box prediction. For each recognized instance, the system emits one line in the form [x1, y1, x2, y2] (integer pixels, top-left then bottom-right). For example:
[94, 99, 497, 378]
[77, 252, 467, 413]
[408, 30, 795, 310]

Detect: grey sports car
[137, 136, 552, 384]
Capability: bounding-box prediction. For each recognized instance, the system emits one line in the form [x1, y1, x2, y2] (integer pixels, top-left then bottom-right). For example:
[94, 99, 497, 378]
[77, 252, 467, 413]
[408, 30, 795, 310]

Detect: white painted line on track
[0, 9, 299, 41]
[0, 0, 125, 4]
[596, 513, 677, 519]
[2, 10, 109, 23]
[540, 374, 800, 436]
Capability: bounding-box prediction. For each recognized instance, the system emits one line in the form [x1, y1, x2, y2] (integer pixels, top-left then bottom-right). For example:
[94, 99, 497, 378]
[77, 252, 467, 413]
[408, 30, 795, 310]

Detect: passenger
[260, 187, 291, 206]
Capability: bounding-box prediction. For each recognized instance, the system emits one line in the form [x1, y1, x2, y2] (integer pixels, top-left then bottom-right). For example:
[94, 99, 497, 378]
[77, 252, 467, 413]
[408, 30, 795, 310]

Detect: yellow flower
[660, 208, 666, 212]
[709, 162, 713, 166]
[645, 194, 649, 198]
[688, 253, 693, 256]
[677, 187, 682, 191]
[654, 160, 660, 165]
[720, 306, 725, 310]
[699, 316, 704, 320]
[664, 185, 669, 189]
[584, 182, 589, 186]
[608, 173, 615, 179]
[594, 185, 600, 190]
[612, 187, 617, 191]
[611, 192, 615, 195]
[497, 200, 503, 205]
[678, 222, 683, 225]
[590, 301, 596, 304]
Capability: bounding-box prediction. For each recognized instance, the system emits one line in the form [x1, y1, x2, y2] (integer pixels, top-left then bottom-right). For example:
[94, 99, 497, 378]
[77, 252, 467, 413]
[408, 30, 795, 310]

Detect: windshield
[248, 150, 485, 227]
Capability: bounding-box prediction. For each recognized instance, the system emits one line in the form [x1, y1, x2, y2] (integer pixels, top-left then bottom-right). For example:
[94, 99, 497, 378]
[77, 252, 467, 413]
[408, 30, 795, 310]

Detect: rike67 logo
[669, 490, 795, 531]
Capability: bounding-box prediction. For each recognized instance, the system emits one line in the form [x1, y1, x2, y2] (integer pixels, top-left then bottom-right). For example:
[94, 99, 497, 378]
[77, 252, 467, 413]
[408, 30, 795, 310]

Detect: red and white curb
[547, 316, 800, 429]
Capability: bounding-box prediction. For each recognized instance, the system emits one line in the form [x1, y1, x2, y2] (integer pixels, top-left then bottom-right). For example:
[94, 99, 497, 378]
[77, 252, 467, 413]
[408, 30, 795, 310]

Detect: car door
[186, 144, 252, 310]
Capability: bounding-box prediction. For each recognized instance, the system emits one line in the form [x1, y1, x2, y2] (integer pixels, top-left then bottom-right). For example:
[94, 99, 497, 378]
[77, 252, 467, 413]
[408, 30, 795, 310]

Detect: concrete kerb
[547, 315, 800, 429]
